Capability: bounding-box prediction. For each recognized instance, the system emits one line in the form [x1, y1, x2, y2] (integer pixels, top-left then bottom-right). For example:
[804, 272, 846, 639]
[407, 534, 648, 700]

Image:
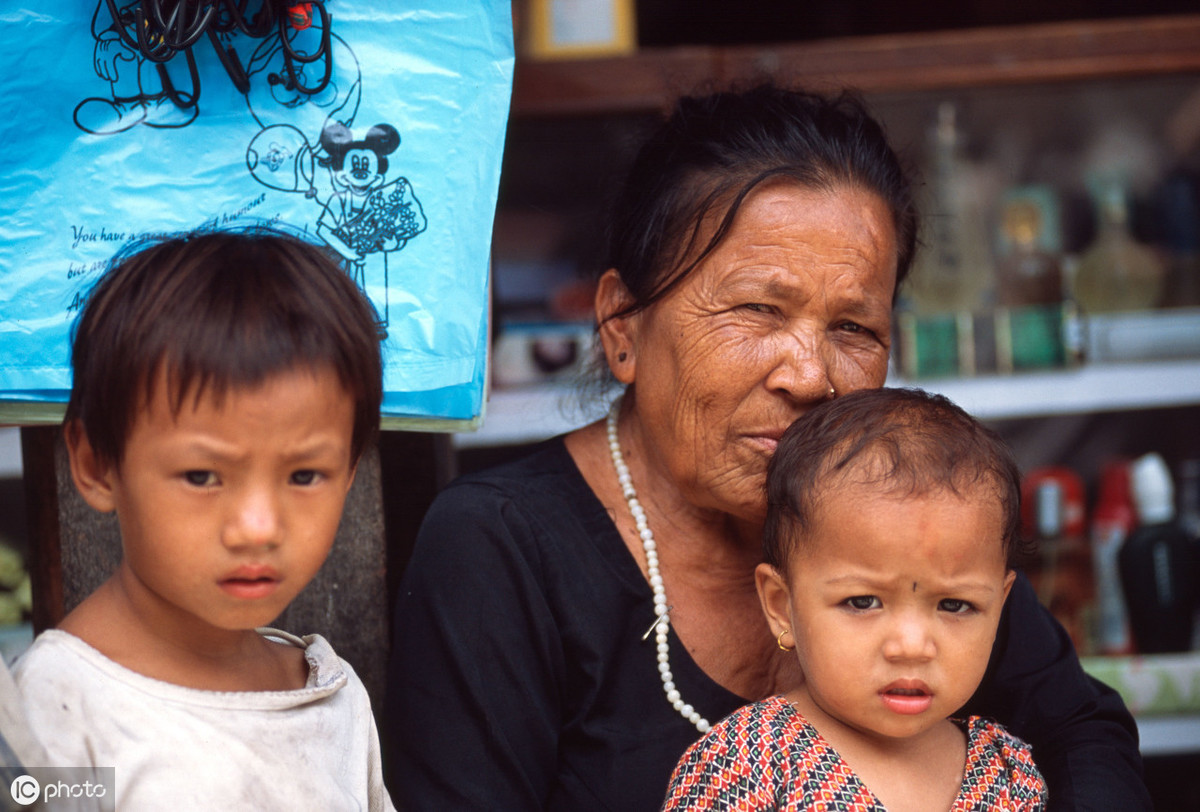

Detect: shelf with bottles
[1021, 453, 1200, 758]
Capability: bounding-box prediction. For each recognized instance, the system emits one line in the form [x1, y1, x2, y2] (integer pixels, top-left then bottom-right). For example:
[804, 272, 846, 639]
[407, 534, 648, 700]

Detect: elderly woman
[386, 85, 1148, 810]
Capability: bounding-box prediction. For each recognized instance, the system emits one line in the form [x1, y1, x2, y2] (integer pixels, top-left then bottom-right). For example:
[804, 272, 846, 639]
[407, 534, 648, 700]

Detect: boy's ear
[64, 421, 117, 514]
[595, 269, 638, 385]
[755, 562, 793, 639]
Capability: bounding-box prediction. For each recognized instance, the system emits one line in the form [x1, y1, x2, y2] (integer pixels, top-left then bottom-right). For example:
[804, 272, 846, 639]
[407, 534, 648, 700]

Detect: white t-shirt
[13, 628, 395, 811]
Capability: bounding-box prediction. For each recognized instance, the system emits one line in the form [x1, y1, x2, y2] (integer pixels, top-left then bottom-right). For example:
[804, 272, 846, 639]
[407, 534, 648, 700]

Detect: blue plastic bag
[0, 2, 513, 428]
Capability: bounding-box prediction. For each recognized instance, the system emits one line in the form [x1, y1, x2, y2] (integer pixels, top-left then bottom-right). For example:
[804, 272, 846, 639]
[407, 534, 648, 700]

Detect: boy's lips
[218, 565, 281, 600]
[879, 679, 934, 715]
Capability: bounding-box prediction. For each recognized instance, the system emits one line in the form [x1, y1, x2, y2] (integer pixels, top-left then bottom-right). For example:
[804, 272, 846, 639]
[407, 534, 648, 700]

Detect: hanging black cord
[156, 45, 201, 109]
[274, 0, 332, 96]
[214, 0, 276, 39]
[279, 0, 328, 64]
[99, 0, 332, 107]
[206, 24, 250, 94]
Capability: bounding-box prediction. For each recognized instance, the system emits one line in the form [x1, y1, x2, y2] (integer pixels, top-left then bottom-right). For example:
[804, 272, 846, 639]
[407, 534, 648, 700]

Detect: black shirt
[385, 438, 1149, 811]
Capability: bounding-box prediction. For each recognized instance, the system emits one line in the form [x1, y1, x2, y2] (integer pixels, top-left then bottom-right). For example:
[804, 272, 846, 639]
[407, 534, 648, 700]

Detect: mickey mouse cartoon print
[317, 122, 427, 329]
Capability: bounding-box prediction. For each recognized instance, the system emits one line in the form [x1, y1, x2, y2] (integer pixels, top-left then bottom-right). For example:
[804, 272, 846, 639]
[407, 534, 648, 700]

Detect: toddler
[14, 229, 394, 811]
[663, 387, 1047, 811]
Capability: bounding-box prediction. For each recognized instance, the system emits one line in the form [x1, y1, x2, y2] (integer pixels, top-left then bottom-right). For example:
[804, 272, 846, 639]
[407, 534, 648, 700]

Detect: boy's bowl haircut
[65, 226, 384, 468]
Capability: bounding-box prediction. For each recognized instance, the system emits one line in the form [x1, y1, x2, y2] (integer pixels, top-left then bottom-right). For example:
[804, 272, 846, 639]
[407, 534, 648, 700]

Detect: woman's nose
[224, 486, 282, 550]
[882, 613, 937, 662]
[764, 329, 834, 403]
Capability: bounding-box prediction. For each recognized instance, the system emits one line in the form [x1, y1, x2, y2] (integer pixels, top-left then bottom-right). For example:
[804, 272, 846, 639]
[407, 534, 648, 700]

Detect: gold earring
[828, 386, 836, 399]
[776, 629, 795, 652]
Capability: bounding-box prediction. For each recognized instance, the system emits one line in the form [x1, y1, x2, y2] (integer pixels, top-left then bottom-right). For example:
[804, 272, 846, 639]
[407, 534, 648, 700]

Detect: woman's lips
[745, 430, 787, 454]
[879, 680, 934, 715]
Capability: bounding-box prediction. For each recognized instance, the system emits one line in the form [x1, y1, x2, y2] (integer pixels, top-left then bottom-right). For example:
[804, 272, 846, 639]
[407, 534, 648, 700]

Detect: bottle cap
[1036, 479, 1063, 537]
[1131, 452, 1175, 524]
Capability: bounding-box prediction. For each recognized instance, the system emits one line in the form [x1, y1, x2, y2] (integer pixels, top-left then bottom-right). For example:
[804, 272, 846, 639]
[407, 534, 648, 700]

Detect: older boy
[14, 229, 394, 811]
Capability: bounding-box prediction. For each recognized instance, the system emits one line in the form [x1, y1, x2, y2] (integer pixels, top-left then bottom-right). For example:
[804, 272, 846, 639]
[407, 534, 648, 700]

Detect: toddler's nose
[882, 612, 937, 663]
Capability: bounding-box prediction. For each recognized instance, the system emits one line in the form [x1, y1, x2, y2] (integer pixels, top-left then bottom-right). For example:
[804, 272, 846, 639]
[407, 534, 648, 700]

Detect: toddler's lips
[880, 681, 934, 715]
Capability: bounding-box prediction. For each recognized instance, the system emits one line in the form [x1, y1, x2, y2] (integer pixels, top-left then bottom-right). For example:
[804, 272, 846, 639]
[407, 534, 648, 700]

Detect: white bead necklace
[606, 399, 712, 734]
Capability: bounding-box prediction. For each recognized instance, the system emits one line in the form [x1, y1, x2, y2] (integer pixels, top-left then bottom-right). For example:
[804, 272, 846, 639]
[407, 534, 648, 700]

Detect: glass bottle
[905, 102, 995, 316]
[1073, 175, 1165, 313]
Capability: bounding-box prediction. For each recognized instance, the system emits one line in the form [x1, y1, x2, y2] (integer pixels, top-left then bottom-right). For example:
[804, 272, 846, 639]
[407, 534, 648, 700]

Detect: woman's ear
[595, 268, 638, 385]
[755, 562, 793, 639]
[65, 421, 118, 514]
[1001, 569, 1017, 605]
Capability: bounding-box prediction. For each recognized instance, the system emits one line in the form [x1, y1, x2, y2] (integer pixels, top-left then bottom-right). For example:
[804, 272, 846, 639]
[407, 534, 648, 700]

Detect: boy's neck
[58, 570, 309, 692]
[786, 687, 967, 812]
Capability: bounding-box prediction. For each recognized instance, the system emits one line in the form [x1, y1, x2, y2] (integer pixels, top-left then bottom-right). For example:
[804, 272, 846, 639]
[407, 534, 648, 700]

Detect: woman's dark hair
[762, 388, 1030, 572]
[603, 83, 918, 321]
[65, 228, 384, 467]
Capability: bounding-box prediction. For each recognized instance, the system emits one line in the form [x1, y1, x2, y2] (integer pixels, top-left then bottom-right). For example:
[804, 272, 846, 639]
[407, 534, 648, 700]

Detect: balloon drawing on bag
[246, 124, 317, 198]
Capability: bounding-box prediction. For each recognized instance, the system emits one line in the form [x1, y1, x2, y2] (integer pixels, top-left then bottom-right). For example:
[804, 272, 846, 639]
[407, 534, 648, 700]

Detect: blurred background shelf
[893, 358, 1200, 420]
[457, 358, 1200, 448]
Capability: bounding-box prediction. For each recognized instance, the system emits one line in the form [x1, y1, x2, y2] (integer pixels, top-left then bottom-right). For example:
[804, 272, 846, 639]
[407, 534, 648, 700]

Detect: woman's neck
[566, 417, 800, 700]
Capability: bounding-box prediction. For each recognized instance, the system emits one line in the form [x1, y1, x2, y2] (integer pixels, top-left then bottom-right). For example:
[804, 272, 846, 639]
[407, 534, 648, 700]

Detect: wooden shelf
[512, 14, 1200, 116]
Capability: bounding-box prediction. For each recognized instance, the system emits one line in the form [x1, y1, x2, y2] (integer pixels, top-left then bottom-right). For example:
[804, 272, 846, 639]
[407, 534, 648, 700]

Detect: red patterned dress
[662, 694, 1047, 811]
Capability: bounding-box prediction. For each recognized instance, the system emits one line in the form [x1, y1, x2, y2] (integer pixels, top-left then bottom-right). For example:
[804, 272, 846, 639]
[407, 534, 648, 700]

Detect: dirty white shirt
[13, 628, 395, 812]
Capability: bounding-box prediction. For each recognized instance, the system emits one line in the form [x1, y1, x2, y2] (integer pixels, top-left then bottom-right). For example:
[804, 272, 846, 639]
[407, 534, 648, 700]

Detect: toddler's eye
[184, 470, 216, 487]
[844, 595, 881, 611]
[290, 470, 320, 486]
[939, 598, 974, 614]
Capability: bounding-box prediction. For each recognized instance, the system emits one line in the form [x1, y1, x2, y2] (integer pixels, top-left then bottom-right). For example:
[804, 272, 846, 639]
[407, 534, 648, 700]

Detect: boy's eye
[184, 470, 217, 487]
[939, 598, 975, 614]
[844, 595, 881, 611]
[290, 470, 320, 486]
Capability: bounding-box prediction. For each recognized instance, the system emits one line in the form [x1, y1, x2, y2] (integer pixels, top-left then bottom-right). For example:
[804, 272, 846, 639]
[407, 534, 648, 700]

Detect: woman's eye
[290, 470, 320, 486]
[183, 470, 217, 487]
[740, 302, 773, 314]
[844, 595, 881, 611]
[939, 598, 974, 614]
[837, 321, 875, 338]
